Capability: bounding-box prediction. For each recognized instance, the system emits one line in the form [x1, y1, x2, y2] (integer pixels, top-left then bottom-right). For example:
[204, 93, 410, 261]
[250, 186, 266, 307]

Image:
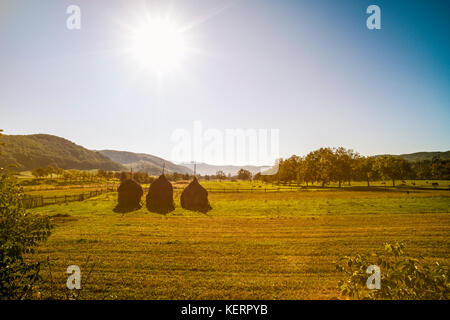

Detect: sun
[128, 18, 188, 73]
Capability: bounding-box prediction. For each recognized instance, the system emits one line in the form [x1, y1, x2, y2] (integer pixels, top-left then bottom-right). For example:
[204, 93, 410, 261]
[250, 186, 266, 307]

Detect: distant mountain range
[96, 152, 269, 176]
[1, 133, 448, 175]
[97, 150, 192, 175]
[0, 134, 123, 171]
[179, 162, 271, 176]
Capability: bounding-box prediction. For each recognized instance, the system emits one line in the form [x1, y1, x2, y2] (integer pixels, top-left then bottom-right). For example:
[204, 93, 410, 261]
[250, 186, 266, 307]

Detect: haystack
[146, 174, 175, 214]
[180, 177, 212, 213]
[114, 179, 143, 213]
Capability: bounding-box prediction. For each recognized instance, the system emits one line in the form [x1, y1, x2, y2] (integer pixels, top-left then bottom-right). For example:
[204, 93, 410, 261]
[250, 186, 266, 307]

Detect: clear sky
[0, 0, 449, 165]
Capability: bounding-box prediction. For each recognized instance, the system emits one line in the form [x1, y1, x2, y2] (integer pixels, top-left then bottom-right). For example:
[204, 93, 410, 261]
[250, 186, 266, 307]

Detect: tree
[413, 160, 432, 180]
[431, 159, 450, 180]
[260, 174, 274, 184]
[69, 169, 81, 182]
[45, 165, 56, 179]
[237, 168, 252, 181]
[375, 156, 406, 187]
[133, 171, 150, 184]
[62, 170, 73, 182]
[0, 169, 52, 299]
[55, 167, 65, 178]
[300, 156, 314, 187]
[304, 151, 320, 186]
[332, 147, 357, 188]
[355, 156, 377, 187]
[311, 148, 335, 187]
[399, 159, 413, 181]
[31, 167, 46, 179]
[278, 156, 299, 184]
[172, 172, 184, 181]
[216, 170, 226, 182]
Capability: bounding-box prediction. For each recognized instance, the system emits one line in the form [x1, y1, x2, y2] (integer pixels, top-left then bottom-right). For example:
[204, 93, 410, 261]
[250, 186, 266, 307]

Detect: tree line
[28, 165, 257, 184]
[20, 147, 450, 188]
[259, 147, 450, 187]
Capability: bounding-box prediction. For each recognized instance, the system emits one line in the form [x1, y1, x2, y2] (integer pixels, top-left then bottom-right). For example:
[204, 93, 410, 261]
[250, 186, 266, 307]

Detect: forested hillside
[98, 150, 192, 175]
[0, 134, 123, 171]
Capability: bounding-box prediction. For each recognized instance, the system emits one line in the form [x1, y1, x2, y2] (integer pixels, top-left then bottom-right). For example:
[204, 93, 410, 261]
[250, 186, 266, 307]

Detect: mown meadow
[27, 184, 450, 299]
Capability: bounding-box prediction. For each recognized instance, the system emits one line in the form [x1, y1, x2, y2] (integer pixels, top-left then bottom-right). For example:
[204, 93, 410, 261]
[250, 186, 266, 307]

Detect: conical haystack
[146, 174, 175, 214]
[114, 179, 143, 213]
[180, 177, 212, 213]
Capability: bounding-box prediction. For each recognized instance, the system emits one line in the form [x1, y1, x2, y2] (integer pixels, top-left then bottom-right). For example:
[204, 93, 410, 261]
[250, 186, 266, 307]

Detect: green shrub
[0, 169, 52, 299]
[336, 242, 449, 299]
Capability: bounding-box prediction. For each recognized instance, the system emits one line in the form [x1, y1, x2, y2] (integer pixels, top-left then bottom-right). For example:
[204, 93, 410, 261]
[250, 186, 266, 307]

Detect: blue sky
[0, 0, 449, 165]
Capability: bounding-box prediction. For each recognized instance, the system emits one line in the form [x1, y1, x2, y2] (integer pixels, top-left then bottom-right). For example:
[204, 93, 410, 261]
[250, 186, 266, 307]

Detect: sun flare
[128, 19, 188, 73]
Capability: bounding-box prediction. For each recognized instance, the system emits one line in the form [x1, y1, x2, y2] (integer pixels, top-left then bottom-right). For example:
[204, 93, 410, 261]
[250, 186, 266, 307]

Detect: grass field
[29, 185, 450, 299]
[172, 179, 450, 191]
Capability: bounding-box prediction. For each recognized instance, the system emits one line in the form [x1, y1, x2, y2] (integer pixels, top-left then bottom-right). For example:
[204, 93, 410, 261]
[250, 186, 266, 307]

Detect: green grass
[29, 188, 450, 299]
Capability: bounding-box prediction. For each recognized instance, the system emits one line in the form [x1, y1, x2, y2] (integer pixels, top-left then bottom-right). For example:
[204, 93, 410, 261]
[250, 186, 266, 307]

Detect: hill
[0, 134, 124, 171]
[375, 151, 450, 161]
[180, 162, 271, 176]
[98, 150, 192, 175]
[397, 151, 450, 161]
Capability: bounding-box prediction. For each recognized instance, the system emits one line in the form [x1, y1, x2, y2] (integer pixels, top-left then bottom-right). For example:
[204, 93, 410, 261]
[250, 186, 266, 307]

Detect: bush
[335, 242, 449, 300]
[0, 169, 52, 299]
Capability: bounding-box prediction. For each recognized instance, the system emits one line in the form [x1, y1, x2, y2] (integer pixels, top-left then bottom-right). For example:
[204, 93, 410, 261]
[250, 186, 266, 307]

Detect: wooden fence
[22, 187, 117, 209]
[23, 184, 117, 192]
